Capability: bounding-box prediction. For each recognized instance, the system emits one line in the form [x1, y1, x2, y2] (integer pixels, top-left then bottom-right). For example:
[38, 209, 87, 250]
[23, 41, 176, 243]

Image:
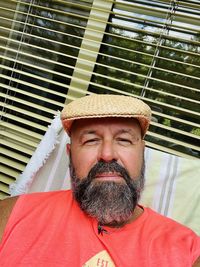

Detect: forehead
[70, 117, 141, 136]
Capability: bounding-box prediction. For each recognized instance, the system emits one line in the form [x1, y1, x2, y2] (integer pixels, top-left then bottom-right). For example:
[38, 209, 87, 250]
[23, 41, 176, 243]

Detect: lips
[95, 172, 123, 181]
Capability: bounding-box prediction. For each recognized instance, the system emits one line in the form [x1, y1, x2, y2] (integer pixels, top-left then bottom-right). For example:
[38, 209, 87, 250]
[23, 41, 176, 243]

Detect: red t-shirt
[0, 190, 199, 266]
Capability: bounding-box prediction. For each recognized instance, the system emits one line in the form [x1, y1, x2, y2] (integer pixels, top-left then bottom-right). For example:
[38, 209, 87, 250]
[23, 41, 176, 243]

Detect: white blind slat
[1, 139, 34, 156]
[1, 147, 29, 164]
[0, 102, 53, 123]
[0, 121, 43, 140]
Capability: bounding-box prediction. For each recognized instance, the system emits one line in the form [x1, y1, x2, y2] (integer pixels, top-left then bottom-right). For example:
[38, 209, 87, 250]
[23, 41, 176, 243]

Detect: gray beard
[70, 159, 145, 227]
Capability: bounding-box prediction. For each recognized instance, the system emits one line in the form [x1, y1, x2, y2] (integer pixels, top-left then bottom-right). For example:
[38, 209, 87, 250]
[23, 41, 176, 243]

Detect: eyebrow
[80, 128, 138, 137]
[78, 130, 97, 140]
[116, 129, 137, 136]
[80, 130, 97, 135]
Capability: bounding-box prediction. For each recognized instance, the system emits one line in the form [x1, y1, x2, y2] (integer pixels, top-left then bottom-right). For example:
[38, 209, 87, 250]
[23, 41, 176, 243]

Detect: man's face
[67, 117, 145, 226]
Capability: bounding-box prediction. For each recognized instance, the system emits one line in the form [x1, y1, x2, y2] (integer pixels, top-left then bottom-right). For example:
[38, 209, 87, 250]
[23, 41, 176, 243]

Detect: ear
[66, 143, 71, 156]
[142, 139, 145, 148]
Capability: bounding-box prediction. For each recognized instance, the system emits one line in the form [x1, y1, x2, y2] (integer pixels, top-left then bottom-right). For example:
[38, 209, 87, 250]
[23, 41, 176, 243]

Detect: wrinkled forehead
[70, 117, 142, 137]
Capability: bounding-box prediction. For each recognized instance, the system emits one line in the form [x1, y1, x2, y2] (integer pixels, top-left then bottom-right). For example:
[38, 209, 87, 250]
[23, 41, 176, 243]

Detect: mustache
[87, 160, 131, 184]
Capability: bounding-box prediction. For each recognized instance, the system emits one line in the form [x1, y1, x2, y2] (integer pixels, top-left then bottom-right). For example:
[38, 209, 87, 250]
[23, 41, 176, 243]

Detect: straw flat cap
[61, 94, 151, 137]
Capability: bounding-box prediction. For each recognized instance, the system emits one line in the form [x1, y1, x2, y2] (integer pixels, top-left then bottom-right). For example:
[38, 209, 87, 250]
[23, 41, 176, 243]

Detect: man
[0, 94, 200, 266]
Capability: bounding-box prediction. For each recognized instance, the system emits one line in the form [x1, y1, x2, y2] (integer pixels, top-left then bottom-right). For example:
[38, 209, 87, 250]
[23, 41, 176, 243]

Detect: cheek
[70, 148, 98, 178]
[119, 150, 144, 177]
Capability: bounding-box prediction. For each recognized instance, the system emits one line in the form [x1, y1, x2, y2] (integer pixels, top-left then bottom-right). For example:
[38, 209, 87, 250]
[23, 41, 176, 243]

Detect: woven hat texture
[61, 94, 151, 137]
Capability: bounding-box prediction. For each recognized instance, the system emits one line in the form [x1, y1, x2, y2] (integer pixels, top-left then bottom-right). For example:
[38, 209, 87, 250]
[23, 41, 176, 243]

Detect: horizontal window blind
[0, 0, 199, 199]
[0, 0, 96, 199]
[87, 0, 200, 158]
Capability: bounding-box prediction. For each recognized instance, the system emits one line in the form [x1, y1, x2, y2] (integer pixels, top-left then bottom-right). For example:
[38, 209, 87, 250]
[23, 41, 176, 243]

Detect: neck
[127, 205, 144, 224]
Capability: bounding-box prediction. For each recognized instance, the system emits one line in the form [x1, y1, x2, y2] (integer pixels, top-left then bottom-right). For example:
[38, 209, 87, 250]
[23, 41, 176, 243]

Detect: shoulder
[144, 207, 200, 237]
[0, 190, 73, 242]
[145, 207, 187, 226]
[0, 196, 19, 241]
[13, 190, 72, 204]
[144, 207, 200, 264]
[21, 190, 73, 205]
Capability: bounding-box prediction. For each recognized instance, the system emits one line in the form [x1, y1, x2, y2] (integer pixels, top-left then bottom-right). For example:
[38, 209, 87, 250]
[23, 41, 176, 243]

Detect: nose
[97, 140, 117, 162]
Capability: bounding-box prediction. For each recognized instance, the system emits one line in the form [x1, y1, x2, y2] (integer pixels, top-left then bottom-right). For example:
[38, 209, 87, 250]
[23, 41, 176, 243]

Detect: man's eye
[83, 139, 99, 145]
[117, 138, 132, 145]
